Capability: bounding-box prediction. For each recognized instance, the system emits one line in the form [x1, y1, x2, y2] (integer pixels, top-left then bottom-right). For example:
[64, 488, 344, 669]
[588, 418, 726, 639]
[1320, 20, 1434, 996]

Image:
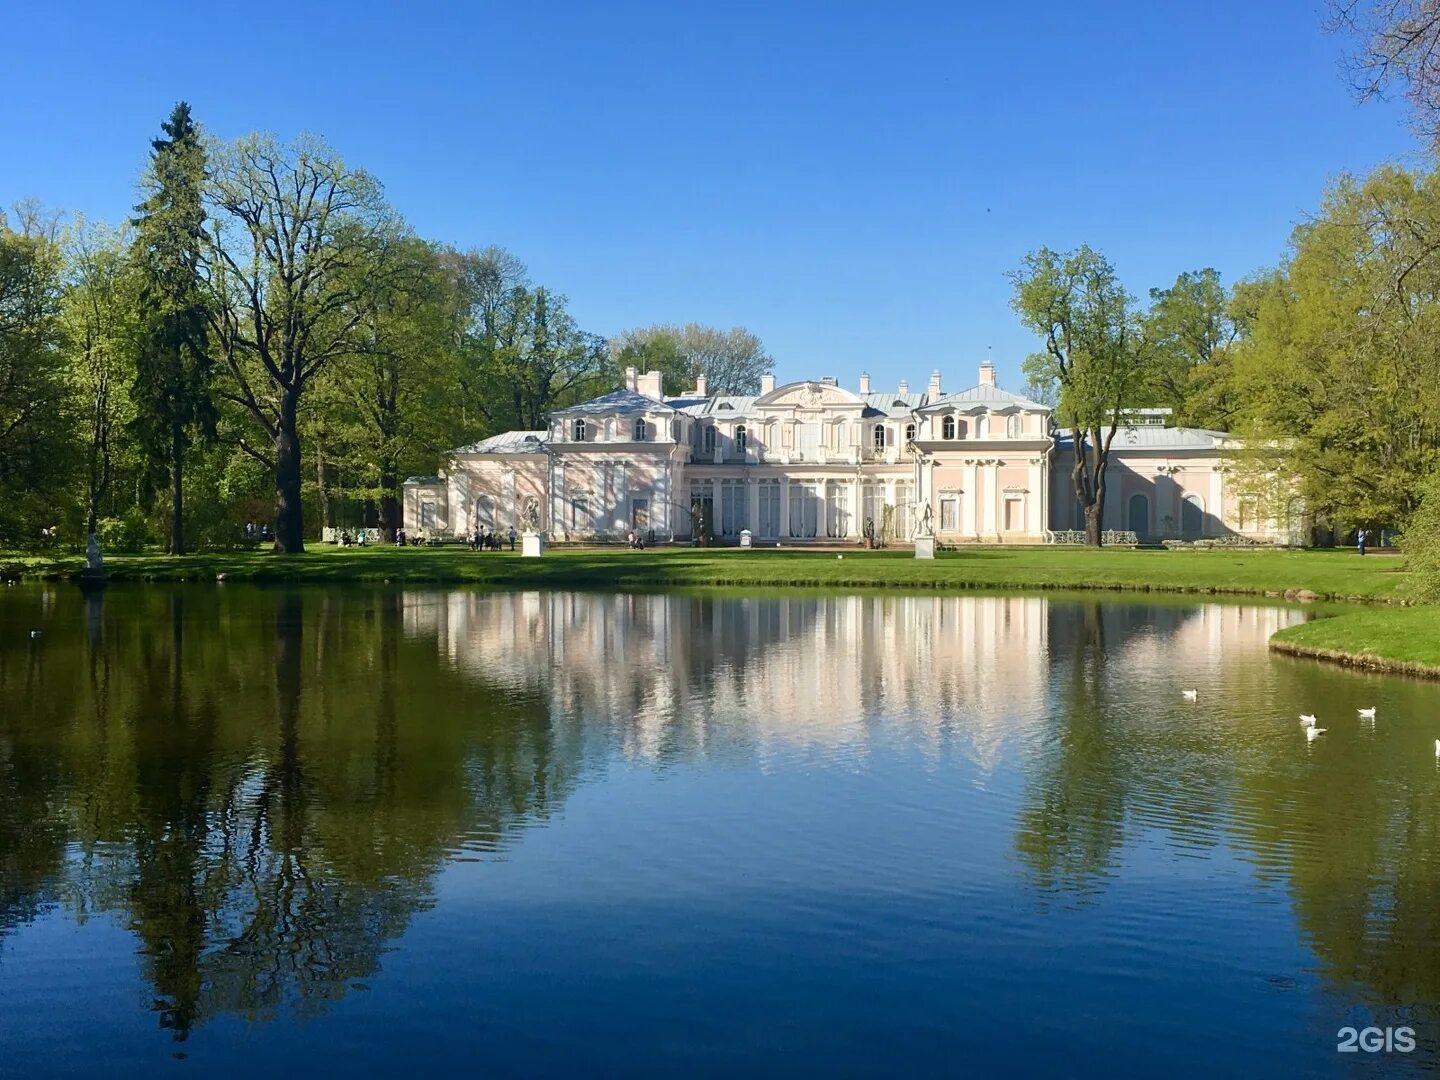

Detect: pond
[1, 585, 1438, 1076]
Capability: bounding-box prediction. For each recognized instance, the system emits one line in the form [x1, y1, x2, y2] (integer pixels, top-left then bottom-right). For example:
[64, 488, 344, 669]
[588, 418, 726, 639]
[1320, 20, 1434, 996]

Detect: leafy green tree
[1011, 245, 1154, 546]
[443, 246, 609, 434]
[129, 102, 215, 555]
[1143, 268, 1236, 427]
[1401, 469, 1440, 599]
[201, 134, 406, 553]
[308, 238, 462, 539]
[1226, 164, 1440, 532]
[0, 206, 76, 546]
[64, 218, 136, 540]
[609, 322, 773, 395]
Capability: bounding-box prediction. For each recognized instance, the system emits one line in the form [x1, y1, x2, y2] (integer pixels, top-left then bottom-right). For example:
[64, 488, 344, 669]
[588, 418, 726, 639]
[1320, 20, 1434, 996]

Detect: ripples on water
[1, 585, 1439, 1076]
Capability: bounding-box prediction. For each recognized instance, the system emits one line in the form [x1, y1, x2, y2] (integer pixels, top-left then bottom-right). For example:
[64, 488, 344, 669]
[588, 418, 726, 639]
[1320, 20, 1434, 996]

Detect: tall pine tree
[130, 102, 214, 554]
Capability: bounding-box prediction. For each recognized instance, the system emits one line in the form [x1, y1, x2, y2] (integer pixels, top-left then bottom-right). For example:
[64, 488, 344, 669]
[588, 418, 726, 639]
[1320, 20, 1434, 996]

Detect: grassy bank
[1270, 607, 1440, 677]
[0, 544, 1411, 601]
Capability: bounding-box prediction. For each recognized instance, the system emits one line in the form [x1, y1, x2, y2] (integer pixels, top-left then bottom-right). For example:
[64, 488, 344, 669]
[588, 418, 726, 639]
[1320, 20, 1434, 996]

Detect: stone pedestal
[522, 532, 545, 558]
[914, 536, 935, 560]
[739, 529, 752, 549]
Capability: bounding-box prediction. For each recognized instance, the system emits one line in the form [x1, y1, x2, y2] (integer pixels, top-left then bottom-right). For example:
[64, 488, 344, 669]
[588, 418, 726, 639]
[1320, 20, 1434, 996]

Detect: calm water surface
[1, 585, 1439, 1077]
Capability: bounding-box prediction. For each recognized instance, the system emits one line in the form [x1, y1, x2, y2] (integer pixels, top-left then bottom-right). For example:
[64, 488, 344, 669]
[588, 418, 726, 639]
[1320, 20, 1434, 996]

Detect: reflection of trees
[0, 584, 580, 1039]
[1015, 603, 1125, 898]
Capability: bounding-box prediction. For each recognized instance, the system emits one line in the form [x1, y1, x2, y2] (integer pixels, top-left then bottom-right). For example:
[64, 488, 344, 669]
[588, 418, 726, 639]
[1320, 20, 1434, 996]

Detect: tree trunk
[169, 422, 185, 555]
[273, 391, 305, 553]
[377, 463, 399, 543]
[1084, 501, 1103, 547]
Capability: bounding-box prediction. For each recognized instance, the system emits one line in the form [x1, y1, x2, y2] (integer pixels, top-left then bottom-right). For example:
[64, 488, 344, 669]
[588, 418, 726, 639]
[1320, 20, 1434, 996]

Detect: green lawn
[1271, 607, 1440, 675]
[0, 543, 1412, 601]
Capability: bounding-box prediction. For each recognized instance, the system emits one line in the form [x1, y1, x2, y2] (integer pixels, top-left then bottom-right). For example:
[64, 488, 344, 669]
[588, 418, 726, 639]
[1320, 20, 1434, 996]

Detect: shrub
[97, 508, 152, 553]
[1401, 470, 1440, 601]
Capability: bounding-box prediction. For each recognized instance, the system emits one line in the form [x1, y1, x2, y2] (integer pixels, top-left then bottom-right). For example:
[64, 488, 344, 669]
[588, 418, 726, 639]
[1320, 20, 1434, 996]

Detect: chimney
[625, 365, 638, 392]
[858, 372, 871, 394]
[898, 379, 908, 394]
[928, 369, 942, 398]
[637, 369, 663, 399]
[695, 373, 708, 397]
[760, 373, 776, 394]
[979, 361, 996, 387]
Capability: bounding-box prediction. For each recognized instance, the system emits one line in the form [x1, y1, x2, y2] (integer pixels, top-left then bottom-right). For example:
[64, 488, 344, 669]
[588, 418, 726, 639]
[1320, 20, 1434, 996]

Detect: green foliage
[97, 506, 152, 552]
[1400, 469, 1440, 601]
[0, 207, 79, 547]
[129, 102, 215, 552]
[1012, 245, 1154, 544]
[609, 323, 773, 395]
[1143, 268, 1237, 427]
[1227, 164, 1440, 533]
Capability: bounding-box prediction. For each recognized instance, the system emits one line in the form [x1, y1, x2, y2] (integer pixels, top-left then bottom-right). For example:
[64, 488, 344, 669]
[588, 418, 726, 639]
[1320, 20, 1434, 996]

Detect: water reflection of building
[406, 591, 1042, 771]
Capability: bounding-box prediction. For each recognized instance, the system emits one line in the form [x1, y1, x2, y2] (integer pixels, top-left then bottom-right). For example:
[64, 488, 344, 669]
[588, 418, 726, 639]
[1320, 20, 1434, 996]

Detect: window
[977, 415, 988, 437]
[570, 493, 589, 531]
[420, 500, 436, 528]
[633, 417, 649, 441]
[703, 426, 717, 454]
[942, 415, 956, 440]
[873, 424, 887, 449]
[904, 423, 916, 443]
[572, 418, 587, 442]
[1006, 414, 1020, 438]
[940, 498, 958, 531]
[736, 425, 747, 453]
[720, 482, 748, 536]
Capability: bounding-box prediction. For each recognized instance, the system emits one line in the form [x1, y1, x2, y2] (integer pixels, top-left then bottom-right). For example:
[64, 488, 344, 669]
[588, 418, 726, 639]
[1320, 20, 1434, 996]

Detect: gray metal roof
[862, 392, 925, 417]
[554, 388, 676, 415]
[1054, 426, 1231, 451]
[920, 385, 1052, 412]
[403, 475, 443, 486]
[667, 394, 759, 418]
[450, 430, 549, 455]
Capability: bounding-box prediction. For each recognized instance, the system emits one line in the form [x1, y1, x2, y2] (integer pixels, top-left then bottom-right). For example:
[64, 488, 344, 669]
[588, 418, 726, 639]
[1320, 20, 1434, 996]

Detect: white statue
[86, 532, 104, 570]
[913, 502, 935, 539]
[524, 497, 541, 532]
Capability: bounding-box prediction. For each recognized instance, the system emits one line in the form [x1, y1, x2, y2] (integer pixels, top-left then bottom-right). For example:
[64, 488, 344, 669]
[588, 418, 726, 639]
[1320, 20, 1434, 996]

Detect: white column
[962, 461, 978, 535]
[1026, 458, 1042, 538]
[847, 479, 861, 538]
[984, 462, 1000, 537]
[781, 478, 791, 537]
[748, 477, 759, 535]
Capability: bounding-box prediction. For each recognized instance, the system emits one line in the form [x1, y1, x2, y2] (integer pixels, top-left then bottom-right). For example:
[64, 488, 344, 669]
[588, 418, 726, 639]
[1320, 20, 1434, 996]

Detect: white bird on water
[1435, 739, 1439, 759]
[1182, 689, 1198, 701]
[1306, 726, 1326, 742]
[29, 630, 41, 639]
[1358, 707, 1377, 719]
[1300, 714, 1317, 727]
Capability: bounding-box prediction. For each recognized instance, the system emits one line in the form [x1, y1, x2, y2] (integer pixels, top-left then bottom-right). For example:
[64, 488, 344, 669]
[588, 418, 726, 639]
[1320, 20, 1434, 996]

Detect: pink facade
[405, 364, 1295, 545]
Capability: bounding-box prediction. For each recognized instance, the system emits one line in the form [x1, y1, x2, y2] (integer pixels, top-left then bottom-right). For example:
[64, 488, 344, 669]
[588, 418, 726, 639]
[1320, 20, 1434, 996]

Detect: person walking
[507, 524, 517, 551]
[1357, 528, 1367, 556]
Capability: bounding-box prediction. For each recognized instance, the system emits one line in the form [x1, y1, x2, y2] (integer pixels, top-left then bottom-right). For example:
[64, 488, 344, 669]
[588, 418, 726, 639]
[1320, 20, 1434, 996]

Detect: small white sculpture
[913, 502, 935, 539]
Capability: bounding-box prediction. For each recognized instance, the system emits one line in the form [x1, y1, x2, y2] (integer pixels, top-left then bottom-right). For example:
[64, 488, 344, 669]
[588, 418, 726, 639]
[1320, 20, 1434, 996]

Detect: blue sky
[2, 0, 1420, 393]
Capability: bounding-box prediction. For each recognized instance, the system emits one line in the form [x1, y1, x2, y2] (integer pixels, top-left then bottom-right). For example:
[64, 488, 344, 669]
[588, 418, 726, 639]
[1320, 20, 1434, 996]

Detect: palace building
[403, 362, 1299, 545]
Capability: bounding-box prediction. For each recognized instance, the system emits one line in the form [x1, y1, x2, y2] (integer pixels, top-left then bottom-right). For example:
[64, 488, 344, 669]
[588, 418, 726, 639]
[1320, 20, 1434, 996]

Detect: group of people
[243, 521, 272, 542]
[469, 524, 516, 551]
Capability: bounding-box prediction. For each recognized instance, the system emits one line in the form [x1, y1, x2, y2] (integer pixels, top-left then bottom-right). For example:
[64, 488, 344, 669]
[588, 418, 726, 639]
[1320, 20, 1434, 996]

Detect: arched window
[873, 424, 886, 449]
[942, 415, 956, 440]
[977, 414, 988, 437]
[572, 418, 587, 442]
[704, 426, 716, 454]
[905, 423, 916, 443]
[633, 417, 648, 441]
[736, 425, 747, 453]
[1006, 414, 1020, 438]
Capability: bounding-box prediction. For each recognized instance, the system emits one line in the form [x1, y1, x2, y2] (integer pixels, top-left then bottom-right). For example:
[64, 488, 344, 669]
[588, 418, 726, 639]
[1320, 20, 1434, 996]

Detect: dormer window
[736, 425, 747, 453]
[905, 423, 916, 443]
[573, 418, 588, 442]
[942, 415, 956, 440]
[892, 399, 908, 408]
[718, 401, 734, 411]
[634, 418, 649, 441]
[1007, 414, 1020, 438]
[704, 426, 717, 454]
[873, 424, 886, 449]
